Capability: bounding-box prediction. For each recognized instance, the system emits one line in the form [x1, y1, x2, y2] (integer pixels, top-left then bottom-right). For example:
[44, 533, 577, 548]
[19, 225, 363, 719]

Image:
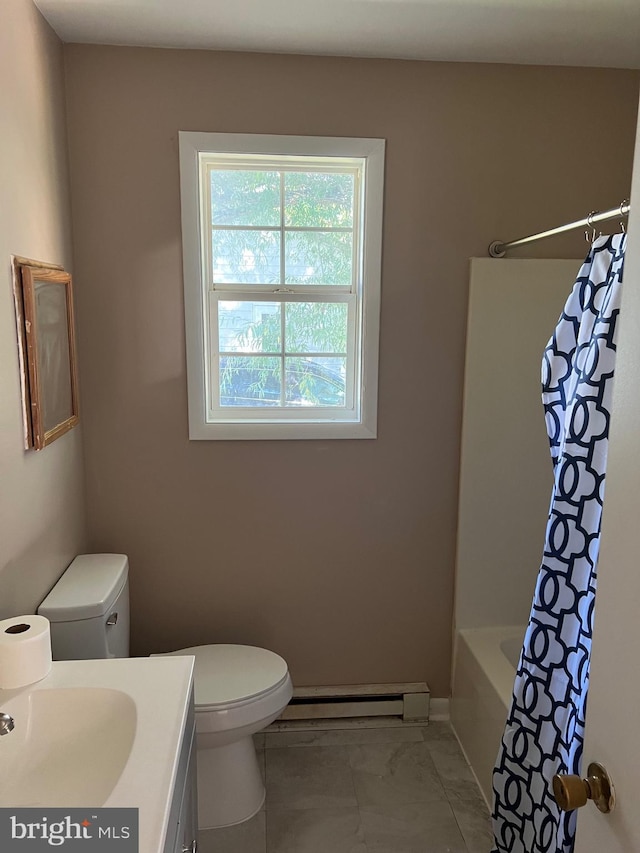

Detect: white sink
[0, 687, 137, 807]
[0, 656, 194, 853]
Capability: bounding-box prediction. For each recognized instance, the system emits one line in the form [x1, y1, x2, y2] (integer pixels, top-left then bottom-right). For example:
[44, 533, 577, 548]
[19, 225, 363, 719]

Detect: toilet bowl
[163, 644, 293, 828]
[38, 554, 293, 830]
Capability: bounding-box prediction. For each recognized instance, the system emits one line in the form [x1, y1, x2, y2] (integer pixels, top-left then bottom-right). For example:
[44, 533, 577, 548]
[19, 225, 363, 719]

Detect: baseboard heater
[276, 682, 430, 725]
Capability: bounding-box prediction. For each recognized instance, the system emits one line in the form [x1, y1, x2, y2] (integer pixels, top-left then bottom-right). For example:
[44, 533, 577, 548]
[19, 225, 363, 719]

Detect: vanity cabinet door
[163, 688, 197, 853]
[174, 736, 198, 853]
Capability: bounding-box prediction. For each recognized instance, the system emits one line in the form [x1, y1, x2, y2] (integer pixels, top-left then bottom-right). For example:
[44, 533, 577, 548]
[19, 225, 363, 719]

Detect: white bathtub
[450, 626, 526, 805]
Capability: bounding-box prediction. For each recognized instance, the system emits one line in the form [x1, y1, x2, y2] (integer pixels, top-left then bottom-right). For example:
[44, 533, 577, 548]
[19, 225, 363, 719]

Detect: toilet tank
[38, 554, 130, 660]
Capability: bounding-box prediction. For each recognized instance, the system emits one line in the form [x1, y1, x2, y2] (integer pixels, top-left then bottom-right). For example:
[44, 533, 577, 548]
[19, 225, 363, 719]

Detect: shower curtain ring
[585, 211, 599, 245]
[620, 199, 629, 233]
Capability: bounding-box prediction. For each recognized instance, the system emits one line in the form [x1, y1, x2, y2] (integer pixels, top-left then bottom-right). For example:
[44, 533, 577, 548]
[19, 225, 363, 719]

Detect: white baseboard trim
[427, 698, 450, 721]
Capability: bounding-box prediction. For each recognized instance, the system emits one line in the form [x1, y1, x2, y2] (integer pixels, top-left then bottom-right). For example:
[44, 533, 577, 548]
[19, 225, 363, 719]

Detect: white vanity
[0, 656, 197, 853]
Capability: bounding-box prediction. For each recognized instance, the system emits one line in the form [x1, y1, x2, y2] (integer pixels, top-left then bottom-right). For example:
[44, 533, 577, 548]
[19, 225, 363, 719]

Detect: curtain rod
[488, 202, 630, 257]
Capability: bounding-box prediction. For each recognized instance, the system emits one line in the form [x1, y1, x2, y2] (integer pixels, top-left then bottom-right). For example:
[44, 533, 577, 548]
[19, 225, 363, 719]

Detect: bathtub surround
[454, 259, 583, 631]
[0, 0, 86, 619]
[453, 244, 628, 844]
[451, 259, 589, 802]
[63, 44, 640, 694]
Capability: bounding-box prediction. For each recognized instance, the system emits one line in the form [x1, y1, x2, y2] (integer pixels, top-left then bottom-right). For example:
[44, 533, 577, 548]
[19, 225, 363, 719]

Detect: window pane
[212, 230, 280, 284]
[285, 303, 348, 353]
[285, 172, 354, 228]
[219, 301, 281, 353]
[285, 357, 346, 407]
[285, 232, 352, 285]
[220, 356, 281, 407]
[211, 170, 280, 226]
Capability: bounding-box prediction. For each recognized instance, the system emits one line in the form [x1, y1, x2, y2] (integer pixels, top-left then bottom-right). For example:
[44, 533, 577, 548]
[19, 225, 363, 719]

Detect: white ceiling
[35, 0, 640, 69]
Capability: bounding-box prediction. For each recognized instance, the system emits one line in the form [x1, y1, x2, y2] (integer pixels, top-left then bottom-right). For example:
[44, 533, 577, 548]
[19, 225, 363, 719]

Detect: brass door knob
[552, 762, 615, 814]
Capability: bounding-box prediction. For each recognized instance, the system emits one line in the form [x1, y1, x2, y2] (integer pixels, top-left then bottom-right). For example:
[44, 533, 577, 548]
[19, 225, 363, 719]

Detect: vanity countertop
[0, 655, 195, 853]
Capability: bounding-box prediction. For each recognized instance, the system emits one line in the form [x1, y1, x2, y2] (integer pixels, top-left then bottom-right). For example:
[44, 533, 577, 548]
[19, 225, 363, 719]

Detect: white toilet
[38, 553, 293, 829]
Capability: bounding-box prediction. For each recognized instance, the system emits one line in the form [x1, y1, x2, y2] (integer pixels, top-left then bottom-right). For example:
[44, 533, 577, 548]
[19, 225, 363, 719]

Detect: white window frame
[179, 131, 384, 440]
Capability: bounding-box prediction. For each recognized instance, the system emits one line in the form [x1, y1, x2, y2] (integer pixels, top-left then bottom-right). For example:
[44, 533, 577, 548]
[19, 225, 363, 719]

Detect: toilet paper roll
[0, 615, 52, 689]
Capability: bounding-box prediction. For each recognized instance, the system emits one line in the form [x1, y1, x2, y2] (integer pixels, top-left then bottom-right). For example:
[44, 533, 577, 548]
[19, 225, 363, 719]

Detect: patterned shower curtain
[492, 233, 626, 853]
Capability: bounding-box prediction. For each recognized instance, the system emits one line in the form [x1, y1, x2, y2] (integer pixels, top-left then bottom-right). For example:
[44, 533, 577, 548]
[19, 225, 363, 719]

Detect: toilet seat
[166, 644, 290, 710]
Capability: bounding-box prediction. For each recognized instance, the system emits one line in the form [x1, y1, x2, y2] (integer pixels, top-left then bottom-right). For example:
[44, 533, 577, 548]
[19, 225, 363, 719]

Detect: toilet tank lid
[38, 554, 129, 622]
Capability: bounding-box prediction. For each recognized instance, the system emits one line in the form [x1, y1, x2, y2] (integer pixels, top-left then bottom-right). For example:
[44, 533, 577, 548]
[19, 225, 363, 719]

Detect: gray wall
[63, 44, 639, 695]
[0, 0, 86, 619]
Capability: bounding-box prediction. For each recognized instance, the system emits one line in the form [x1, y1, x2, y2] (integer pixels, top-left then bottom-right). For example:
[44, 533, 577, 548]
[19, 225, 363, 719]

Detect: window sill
[188, 421, 377, 441]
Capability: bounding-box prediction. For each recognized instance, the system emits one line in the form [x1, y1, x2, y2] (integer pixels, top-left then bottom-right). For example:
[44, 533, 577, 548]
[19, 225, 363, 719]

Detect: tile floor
[197, 723, 493, 853]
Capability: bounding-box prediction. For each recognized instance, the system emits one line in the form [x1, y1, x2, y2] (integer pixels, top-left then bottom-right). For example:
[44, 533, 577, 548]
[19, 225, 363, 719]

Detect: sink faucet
[0, 713, 14, 735]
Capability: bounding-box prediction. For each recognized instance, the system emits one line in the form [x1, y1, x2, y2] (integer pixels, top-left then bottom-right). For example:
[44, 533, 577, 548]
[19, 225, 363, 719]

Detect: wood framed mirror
[14, 260, 79, 450]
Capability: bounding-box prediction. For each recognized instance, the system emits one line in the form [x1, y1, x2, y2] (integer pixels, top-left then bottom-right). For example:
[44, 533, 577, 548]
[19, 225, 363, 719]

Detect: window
[179, 132, 384, 440]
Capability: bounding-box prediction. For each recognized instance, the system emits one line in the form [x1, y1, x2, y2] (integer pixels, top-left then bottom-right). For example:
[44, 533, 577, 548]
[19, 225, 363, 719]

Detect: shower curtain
[492, 233, 626, 853]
